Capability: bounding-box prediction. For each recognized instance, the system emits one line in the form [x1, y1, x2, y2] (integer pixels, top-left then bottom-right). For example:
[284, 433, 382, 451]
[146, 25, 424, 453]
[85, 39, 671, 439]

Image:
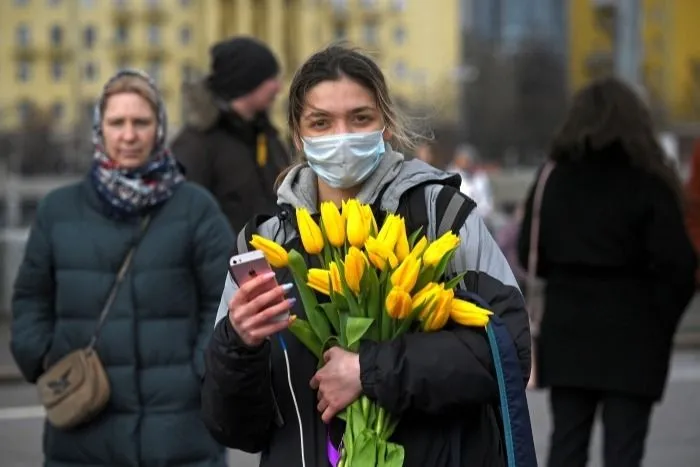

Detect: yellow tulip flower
[345, 199, 370, 247]
[423, 287, 454, 331]
[307, 268, 332, 296]
[422, 231, 460, 267]
[385, 288, 412, 319]
[365, 236, 399, 271]
[395, 220, 410, 262]
[329, 261, 342, 294]
[409, 236, 428, 259]
[412, 282, 442, 315]
[249, 234, 289, 268]
[450, 298, 492, 327]
[377, 214, 402, 251]
[344, 247, 367, 293]
[390, 255, 421, 293]
[320, 201, 345, 248]
[296, 207, 324, 255]
[361, 204, 378, 235]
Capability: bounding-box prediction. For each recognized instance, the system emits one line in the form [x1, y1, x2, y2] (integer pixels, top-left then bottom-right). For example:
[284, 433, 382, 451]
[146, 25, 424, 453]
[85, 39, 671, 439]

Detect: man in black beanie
[172, 36, 291, 233]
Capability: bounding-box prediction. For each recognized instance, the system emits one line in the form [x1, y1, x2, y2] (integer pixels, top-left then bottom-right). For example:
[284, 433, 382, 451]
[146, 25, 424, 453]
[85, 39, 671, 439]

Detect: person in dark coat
[10, 70, 234, 467]
[171, 36, 291, 233]
[200, 45, 531, 467]
[518, 77, 697, 467]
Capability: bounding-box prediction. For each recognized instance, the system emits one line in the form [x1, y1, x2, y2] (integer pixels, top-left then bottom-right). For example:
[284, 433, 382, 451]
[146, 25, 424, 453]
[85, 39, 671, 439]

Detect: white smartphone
[229, 250, 290, 323]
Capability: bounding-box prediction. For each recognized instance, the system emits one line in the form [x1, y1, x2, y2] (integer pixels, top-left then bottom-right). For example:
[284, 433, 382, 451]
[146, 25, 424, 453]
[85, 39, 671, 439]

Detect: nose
[122, 123, 137, 142]
[335, 121, 350, 134]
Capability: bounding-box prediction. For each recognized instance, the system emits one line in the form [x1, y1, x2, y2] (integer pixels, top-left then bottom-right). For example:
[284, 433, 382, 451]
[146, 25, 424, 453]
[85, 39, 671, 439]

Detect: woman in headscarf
[11, 70, 234, 467]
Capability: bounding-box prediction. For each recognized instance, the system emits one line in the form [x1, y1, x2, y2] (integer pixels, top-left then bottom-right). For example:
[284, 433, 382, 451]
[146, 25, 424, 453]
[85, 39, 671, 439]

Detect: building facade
[0, 0, 464, 134]
[568, 0, 700, 124]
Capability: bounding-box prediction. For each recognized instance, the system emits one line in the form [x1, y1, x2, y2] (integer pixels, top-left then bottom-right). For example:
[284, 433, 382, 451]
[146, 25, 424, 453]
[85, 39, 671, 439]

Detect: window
[116, 58, 130, 71]
[115, 24, 128, 44]
[360, 0, 376, 8]
[181, 63, 196, 83]
[17, 100, 32, 123]
[147, 59, 162, 82]
[17, 61, 31, 82]
[391, 0, 406, 11]
[51, 101, 64, 121]
[147, 24, 160, 45]
[394, 61, 407, 80]
[81, 0, 95, 7]
[51, 60, 64, 81]
[48, 0, 62, 6]
[334, 23, 346, 41]
[84, 62, 98, 81]
[16, 24, 31, 47]
[14, 0, 30, 6]
[362, 22, 378, 46]
[179, 0, 191, 6]
[179, 25, 191, 45]
[394, 25, 406, 45]
[113, 0, 127, 7]
[50, 24, 64, 46]
[83, 26, 96, 49]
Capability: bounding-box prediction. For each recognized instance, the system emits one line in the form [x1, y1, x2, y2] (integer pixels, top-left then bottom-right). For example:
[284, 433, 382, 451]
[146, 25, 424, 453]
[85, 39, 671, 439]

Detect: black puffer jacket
[201, 153, 530, 466]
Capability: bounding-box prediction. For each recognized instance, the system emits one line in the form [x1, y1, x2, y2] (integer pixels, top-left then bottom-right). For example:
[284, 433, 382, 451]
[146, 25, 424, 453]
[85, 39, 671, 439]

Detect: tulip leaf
[345, 316, 375, 351]
[444, 272, 466, 290]
[288, 250, 331, 344]
[413, 265, 436, 294]
[393, 300, 430, 339]
[318, 303, 341, 334]
[356, 429, 381, 467]
[383, 441, 405, 467]
[288, 318, 323, 360]
[364, 267, 382, 341]
[407, 226, 424, 249]
[338, 311, 349, 348]
[433, 249, 458, 282]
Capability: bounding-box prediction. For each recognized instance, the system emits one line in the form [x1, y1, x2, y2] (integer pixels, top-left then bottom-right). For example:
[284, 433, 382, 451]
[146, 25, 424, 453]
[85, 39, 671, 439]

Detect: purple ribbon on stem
[327, 431, 341, 467]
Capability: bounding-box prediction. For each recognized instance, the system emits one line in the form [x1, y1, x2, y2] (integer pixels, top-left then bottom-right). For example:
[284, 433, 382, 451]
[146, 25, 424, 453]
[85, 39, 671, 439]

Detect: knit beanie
[207, 36, 280, 101]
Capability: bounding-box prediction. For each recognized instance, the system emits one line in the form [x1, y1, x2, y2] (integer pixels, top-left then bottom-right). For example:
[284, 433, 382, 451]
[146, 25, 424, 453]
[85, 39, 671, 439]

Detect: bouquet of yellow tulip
[250, 199, 493, 467]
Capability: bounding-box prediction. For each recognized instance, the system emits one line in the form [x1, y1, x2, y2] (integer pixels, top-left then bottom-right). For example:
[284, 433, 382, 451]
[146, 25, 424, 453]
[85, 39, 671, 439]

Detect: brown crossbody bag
[37, 216, 151, 429]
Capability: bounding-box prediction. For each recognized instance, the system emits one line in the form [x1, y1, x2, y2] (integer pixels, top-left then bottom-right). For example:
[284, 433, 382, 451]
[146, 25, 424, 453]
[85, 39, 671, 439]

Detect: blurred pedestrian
[684, 139, 700, 286]
[518, 77, 696, 467]
[172, 36, 291, 233]
[11, 70, 233, 467]
[447, 145, 494, 222]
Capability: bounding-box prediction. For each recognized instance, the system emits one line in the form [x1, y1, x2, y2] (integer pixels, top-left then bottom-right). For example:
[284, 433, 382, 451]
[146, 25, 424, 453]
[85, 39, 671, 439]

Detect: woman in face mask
[201, 45, 530, 467]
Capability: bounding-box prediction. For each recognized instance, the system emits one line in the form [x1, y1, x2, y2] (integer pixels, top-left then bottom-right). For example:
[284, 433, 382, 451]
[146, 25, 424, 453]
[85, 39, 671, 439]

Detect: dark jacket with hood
[518, 154, 696, 401]
[200, 150, 531, 467]
[171, 79, 291, 233]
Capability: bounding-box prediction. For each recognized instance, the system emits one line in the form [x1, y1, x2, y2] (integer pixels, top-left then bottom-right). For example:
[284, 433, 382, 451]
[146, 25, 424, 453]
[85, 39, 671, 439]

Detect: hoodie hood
[180, 78, 223, 131]
[276, 145, 459, 213]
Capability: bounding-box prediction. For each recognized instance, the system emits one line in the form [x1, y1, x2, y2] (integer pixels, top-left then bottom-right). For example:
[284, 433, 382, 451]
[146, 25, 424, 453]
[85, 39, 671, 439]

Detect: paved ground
[0, 351, 698, 466]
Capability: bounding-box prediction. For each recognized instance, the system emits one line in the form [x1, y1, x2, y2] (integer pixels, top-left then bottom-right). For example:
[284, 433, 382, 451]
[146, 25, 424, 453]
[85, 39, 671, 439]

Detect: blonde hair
[101, 74, 159, 115]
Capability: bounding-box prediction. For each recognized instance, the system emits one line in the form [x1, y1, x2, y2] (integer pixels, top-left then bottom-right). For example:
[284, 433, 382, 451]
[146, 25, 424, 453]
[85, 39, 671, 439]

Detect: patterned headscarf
[90, 69, 184, 219]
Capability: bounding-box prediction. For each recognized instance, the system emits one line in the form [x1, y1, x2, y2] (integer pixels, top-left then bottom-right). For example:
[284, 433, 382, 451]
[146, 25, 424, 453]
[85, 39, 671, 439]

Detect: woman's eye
[310, 120, 328, 129]
[354, 115, 371, 124]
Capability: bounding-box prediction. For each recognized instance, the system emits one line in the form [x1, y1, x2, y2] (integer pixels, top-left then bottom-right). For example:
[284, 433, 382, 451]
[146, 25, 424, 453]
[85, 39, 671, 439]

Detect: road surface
[1, 351, 699, 466]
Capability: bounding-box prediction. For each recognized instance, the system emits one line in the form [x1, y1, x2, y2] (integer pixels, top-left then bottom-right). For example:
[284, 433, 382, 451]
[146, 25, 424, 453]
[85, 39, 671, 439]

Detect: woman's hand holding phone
[228, 271, 295, 347]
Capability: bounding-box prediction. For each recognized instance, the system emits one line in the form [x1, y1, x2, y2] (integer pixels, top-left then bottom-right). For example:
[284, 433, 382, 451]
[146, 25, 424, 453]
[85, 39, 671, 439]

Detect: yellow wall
[569, 0, 700, 123]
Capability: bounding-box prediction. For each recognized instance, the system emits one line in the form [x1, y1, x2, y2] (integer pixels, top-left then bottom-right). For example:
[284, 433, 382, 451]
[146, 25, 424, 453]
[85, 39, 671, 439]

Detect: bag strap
[457, 290, 538, 467]
[87, 215, 152, 351]
[395, 175, 475, 237]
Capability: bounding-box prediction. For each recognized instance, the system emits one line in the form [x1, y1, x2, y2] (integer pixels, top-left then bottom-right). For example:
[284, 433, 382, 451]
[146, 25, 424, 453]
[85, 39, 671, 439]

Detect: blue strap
[458, 291, 538, 467]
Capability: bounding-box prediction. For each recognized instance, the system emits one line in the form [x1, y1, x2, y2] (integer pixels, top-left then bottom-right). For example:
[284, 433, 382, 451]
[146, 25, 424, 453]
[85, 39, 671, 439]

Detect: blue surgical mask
[302, 129, 386, 189]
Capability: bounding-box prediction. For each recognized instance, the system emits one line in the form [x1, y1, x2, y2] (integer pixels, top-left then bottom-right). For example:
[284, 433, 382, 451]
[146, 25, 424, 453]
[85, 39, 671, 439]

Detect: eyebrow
[303, 105, 377, 119]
